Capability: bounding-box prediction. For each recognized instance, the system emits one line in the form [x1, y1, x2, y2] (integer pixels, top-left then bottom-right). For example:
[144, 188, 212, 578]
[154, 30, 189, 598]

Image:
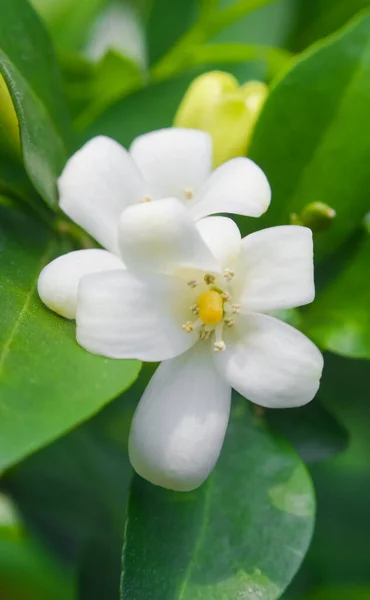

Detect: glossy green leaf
[122, 395, 314, 600]
[247, 12, 370, 259]
[0, 206, 141, 470]
[0, 0, 72, 206]
[303, 238, 370, 359]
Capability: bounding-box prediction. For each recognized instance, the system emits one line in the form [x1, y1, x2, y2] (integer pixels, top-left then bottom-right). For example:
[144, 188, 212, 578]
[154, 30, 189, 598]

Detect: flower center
[197, 290, 223, 325]
[181, 269, 240, 352]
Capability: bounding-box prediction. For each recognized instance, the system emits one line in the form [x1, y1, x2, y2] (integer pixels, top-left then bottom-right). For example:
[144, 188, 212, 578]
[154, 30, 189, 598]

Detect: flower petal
[129, 344, 231, 491]
[234, 226, 315, 312]
[196, 216, 241, 267]
[214, 313, 323, 408]
[38, 249, 124, 319]
[189, 157, 271, 220]
[129, 128, 212, 201]
[118, 197, 219, 275]
[59, 136, 148, 253]
[76, 269, 197, 361]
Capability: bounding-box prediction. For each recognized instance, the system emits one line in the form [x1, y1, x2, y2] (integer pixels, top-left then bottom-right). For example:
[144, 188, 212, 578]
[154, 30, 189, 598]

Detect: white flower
[38, 194, 323, 492]
[57, 127, 271, 254]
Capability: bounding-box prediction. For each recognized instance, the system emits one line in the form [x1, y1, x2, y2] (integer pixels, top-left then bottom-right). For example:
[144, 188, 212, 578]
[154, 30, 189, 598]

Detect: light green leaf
[31, 0, 109, 52]
[121, 395, 314, 600]
[0, 206, 141, 470]
[247, 12, 370, 260]
[303, 238, 370, 359]
[0, 0, 72, 207]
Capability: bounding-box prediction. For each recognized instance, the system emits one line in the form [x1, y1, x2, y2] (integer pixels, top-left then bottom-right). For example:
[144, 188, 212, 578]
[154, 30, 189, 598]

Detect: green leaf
[0, 206, 141, 470]
[146, 0, 200, 65]
[122, 395, 314, 600]
[304, 587, 370, 600]
[247, 12, 370, 260]
[266, 400, 348, 463]
[214, 0, 296, 47]
[75, 50, 144, 131]
[0, 0, 72, 207]
[303, 238, 370, 359]
[0, 494, 73, 600]
[81, 73, 197, 145]
[289, 0, 370, 51]
[31, 0, 109, 52]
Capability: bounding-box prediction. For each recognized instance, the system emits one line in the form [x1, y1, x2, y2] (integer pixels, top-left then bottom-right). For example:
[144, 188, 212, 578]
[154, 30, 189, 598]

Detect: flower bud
[0, 73, 20, 160]
[174, 71, 268, 167]
[291, 202, 336, 233]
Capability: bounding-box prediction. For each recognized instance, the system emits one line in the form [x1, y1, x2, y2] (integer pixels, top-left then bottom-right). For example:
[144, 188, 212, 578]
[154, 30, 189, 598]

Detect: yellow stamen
[197, 290, 223, 325]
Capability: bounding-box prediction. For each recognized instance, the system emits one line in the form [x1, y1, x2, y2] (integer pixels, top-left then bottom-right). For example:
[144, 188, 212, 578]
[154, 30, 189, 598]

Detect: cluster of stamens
[181, 268, 240, 352]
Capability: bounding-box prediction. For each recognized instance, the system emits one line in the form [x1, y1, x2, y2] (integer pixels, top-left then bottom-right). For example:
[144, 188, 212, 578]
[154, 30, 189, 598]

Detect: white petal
[129, 128, 212, 201]
[59, 136, 148, 253]
[38, 249, 124, 319]
[118, 197, 219, 276]
[129, 344, 231, 491]
[196, 216, 241, 267]
[190, 157, 271, 220]
[76, 269, 197, 361]
[234, 226, 315, 313]
[214, 313, 323, 408]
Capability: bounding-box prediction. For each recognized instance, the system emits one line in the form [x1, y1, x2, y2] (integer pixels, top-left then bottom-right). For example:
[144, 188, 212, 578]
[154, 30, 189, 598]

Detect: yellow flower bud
[0, 73, 20, 160]
[174, 71, 268, 167]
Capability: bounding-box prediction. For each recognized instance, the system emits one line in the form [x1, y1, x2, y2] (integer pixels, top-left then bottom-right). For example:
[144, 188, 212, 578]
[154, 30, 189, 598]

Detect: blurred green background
[1, 0, 370, 598]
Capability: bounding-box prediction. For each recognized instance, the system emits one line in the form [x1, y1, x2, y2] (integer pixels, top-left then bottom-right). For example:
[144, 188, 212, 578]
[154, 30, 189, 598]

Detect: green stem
[150, 0, 275, 81]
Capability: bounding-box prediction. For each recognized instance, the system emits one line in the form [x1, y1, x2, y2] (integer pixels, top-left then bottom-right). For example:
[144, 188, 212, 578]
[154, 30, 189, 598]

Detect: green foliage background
[0, 0, 370, 598]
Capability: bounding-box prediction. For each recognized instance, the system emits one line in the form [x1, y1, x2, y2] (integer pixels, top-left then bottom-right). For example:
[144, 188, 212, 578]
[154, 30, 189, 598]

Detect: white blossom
[38, 130, 323, 493]
[57, 128, 271, 254]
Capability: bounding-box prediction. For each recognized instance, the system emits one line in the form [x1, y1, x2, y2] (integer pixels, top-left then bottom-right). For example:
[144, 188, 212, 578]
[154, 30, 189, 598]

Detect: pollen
[197, 290, 223, 325]
[223, 268, 234, 281]
[184, 187, 194, 200]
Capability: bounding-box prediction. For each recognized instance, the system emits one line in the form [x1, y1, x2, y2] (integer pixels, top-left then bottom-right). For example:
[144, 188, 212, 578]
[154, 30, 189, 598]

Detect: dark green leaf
[122, 395, 314, 600]
[266, 400, 348, 463]
[303, 238, 370, 359]
[304, 587, 370, 600]
[289, 0, 370, 51]
[247, 12, 370, 260]
[0, 0, 72, 206]
[0, 495, 73, 600]
[81, 73, 197, 145]
[147, 0, 200, 65]
[0, 206, 141, 470]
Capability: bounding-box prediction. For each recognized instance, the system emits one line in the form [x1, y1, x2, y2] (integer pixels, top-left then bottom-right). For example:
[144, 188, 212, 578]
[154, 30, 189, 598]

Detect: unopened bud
[174, 71, 268, 167]
[291, 202, 336, 233]
[363, 211, 370, 235]
[0, 73, 20, 160]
